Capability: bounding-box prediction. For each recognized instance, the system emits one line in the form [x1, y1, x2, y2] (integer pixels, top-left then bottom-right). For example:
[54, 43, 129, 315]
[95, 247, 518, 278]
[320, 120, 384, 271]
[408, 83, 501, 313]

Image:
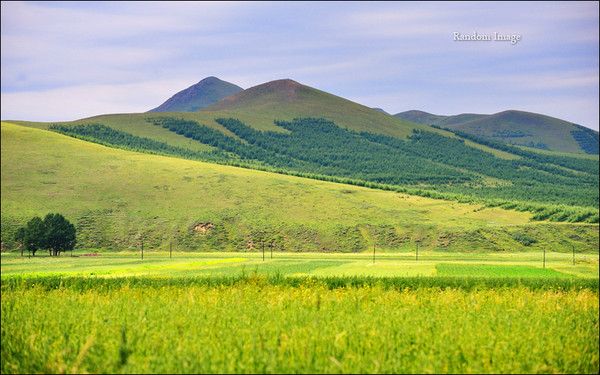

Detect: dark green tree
[16, 216, 46, 256]
[43, 213, 76, 256]
[14, 227, 26, 256]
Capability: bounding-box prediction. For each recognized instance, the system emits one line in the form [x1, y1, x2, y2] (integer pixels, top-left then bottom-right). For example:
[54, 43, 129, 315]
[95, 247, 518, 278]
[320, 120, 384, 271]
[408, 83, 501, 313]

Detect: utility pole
[270, 242, 273, 259]
[372, 243, 376, 264]
[416, 242, 419, 261]
[543, 248, 546, 269]
[141, 240, 144, 260]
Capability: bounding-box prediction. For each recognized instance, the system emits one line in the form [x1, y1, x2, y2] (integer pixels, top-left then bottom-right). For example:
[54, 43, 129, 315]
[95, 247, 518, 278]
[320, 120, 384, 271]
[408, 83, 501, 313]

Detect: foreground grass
[1, 276, 598, 374]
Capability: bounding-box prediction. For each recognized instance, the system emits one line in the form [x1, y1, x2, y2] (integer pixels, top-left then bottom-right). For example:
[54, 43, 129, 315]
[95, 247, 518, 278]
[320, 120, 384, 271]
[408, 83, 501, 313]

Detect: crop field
[1, 274, 598, 374]
[1, 250, 599, 278]
[2, 251, 599, 373]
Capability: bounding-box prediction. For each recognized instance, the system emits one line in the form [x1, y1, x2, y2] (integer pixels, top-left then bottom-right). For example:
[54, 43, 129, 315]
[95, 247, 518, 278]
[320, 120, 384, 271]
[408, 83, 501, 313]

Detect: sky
[1, 1, 599, 130]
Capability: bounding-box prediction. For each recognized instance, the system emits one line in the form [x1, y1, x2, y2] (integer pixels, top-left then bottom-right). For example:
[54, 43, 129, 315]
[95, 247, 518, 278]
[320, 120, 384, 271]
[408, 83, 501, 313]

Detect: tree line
[14, 213, 76, 256]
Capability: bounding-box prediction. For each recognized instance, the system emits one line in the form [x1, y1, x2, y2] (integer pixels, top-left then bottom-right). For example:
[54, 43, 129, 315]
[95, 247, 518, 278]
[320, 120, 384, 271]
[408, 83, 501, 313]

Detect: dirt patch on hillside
[193, 222, 215, 234]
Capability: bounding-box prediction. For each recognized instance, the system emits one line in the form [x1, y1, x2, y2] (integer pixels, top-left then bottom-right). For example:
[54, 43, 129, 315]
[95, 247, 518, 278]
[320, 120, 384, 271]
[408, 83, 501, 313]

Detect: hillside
[203, 79, 434, 137]
[395, 110, 487, 127]
[395, 110, 598, 154]
[3, 121, 598, 253]
[372, 108, 389, 114]
[6, 79, 599, 221]
[148, 76, 243, 112]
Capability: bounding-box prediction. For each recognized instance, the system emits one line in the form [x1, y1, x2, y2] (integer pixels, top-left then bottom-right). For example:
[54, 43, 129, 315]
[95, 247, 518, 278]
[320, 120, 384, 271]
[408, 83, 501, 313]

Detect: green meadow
[1, 250, 599, 279]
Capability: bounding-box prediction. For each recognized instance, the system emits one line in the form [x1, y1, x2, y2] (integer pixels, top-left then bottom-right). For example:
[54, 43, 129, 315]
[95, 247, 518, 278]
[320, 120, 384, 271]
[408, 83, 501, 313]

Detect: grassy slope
[8, 80, 522, 163]
[516, 144, 600, 160]
[396, 109, 593, 154]
[204, 79, 432, 137]
[2, 122, 598, 253]
[394, 110, 487, 127]
[453, 110, 587, 153]
[199, 80, 521, 159]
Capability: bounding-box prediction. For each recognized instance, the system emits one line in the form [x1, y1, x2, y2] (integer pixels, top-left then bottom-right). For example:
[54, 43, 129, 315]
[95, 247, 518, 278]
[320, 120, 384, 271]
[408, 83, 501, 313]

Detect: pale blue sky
[1, 1, 598, 129]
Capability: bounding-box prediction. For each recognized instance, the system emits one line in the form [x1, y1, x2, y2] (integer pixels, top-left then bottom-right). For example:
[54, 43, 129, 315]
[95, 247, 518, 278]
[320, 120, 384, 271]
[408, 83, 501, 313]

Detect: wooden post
[170, 242, 172, 259]
[372, 244, 375, 264]
[270, 242, 273, 259]
[543, 248, 545, 269]
[141, 241, 144, 260]
[262, 241, 265, 261]
[416, 242, 419, 261]
[572, 244, 575, 265]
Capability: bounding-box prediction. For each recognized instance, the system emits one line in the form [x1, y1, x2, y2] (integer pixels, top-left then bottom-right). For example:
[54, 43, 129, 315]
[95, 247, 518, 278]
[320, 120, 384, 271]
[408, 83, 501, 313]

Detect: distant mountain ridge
[149, 76, 243, 112]
[395, 109, 598, 154]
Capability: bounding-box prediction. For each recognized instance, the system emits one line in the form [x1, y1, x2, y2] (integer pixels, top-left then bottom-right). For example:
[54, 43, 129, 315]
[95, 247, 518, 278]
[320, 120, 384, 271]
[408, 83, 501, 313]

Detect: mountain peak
[198, 76, 221, 84]
[207, 79, 310, 110]
[148, 77, 243, 112]
[252, 78, 305, 94]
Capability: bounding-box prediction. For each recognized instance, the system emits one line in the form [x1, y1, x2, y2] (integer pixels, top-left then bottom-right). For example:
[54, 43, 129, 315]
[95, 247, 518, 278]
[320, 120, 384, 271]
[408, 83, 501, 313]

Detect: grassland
[1, 251, 598, 279]
[2, 274, 598, 374]
[5, 121, 597, 253]
[3, 80, 599, 375]
[2, 234, 597, 374]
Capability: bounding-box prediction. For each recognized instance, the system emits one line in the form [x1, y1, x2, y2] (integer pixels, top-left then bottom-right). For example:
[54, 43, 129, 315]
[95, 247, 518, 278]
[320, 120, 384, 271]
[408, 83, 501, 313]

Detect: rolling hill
[202, 79, 435, 137]
[5, 78, 599, 223]
[395, 110, 599, 154]
[148, 76, 243, 112]
[2, 121, 598, 253]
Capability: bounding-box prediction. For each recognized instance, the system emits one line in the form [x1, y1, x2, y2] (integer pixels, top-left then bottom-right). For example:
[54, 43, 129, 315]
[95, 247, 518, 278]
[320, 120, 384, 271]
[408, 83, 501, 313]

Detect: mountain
[394, 110, 599, 154]
[3, 121, 597, 253]
[148, 76, 243, 112]
[202, 79, 432, 137]
[8, 79, 599, 224]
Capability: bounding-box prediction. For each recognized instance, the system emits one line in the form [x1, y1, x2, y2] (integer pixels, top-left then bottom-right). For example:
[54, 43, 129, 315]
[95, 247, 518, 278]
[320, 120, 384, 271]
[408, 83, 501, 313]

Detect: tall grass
[2, 274, 598, 292]
[2, 277, 598, 373]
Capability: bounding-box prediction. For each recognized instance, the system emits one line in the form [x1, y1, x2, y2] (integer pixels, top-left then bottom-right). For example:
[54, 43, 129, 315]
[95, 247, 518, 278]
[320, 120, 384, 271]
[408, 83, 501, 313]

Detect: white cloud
[1, 1, 598, 130]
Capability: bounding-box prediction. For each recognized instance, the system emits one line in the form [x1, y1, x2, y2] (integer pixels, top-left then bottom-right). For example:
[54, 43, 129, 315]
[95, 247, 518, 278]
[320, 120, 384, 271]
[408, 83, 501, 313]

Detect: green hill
[372, 107, 389, 114]
[203, 79, 435, 137]
[7, 78, 599, 221]
[394, 110, 598, 154]
[148, 76, 243, 112]
[2, 121, 598, 253]
[395, 110, 487, 127]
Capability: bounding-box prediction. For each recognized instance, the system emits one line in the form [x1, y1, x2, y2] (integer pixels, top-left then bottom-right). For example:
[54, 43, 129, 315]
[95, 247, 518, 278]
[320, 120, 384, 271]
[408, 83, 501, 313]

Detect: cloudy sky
[1, 1, 598, 129]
